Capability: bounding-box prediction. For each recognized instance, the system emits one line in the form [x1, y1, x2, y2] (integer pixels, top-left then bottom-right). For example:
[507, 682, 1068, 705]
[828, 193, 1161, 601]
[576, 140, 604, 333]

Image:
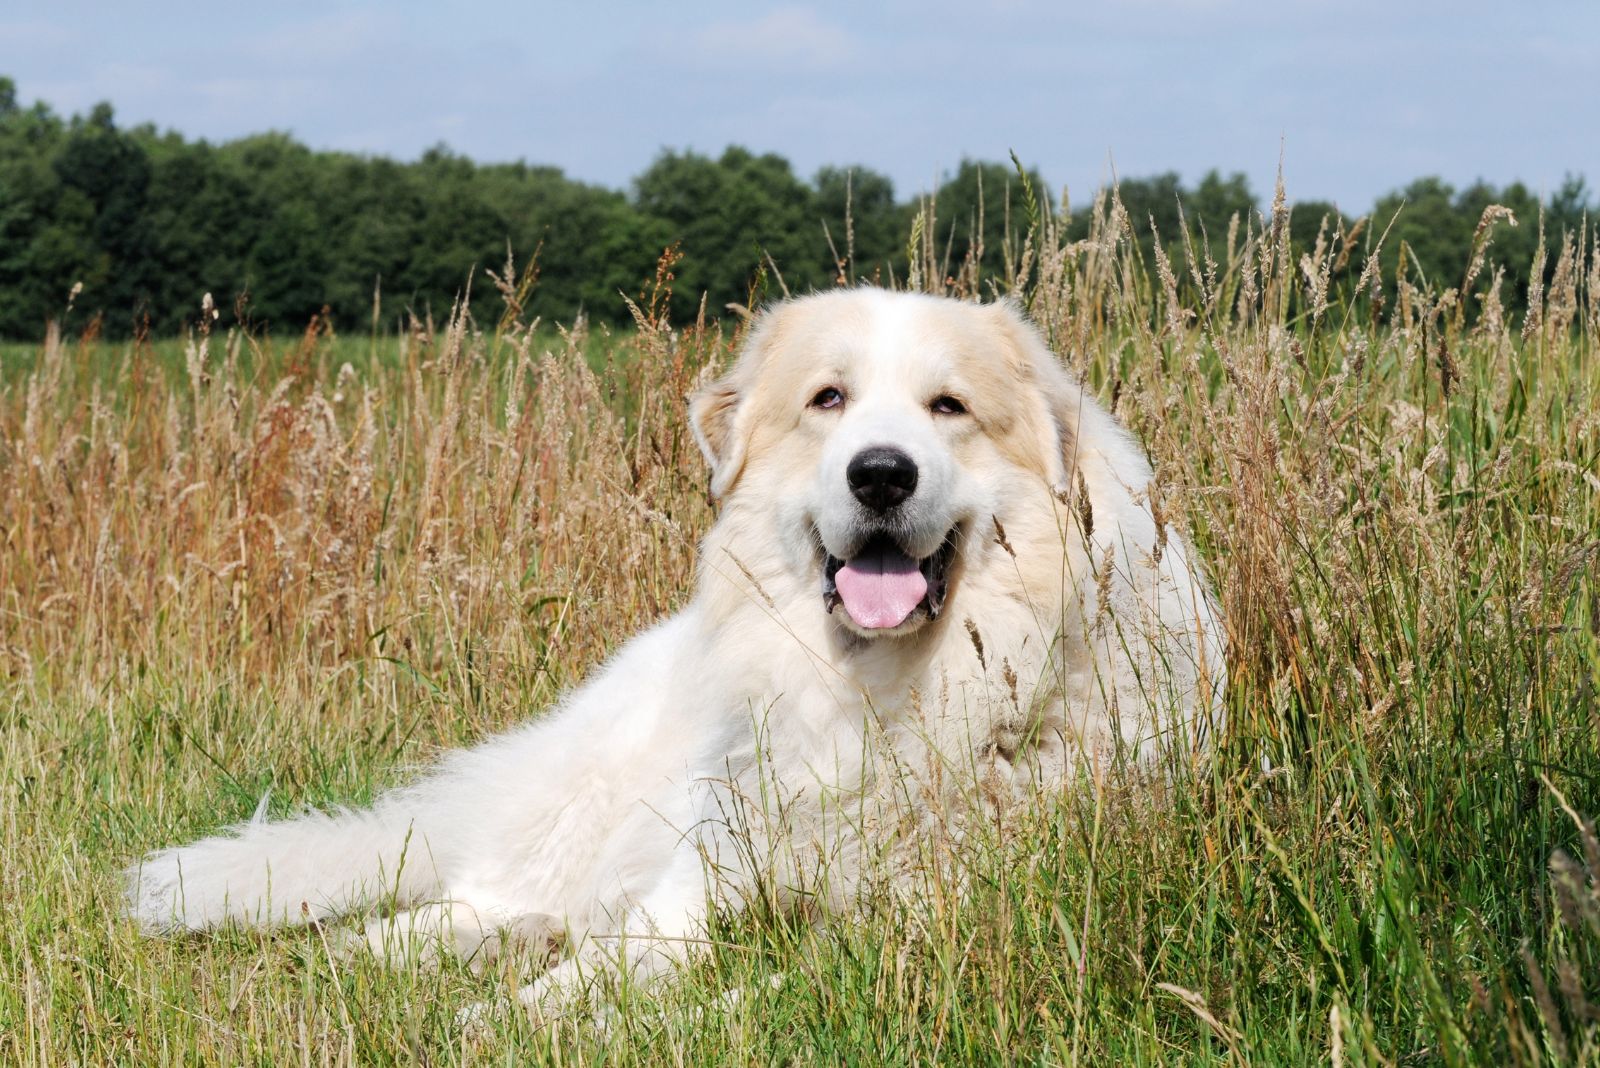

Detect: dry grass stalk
[0, 169, 1595, 1065]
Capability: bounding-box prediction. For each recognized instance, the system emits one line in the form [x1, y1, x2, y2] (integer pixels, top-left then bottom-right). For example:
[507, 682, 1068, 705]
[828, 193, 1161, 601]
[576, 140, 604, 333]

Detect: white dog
[126, 289, 1224, 1015]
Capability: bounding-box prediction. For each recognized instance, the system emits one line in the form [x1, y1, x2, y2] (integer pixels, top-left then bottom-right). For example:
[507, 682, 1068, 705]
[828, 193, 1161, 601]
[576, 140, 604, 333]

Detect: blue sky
[4, 1, 1596, 211]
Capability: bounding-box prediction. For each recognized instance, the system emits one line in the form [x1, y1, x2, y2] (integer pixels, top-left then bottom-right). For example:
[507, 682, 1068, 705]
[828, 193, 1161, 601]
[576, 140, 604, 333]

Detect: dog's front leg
[514, 833, 726, 1023]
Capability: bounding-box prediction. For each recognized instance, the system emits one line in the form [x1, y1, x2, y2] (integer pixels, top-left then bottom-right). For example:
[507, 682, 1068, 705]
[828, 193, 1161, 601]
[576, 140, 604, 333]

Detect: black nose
[847, 447, 918, 512]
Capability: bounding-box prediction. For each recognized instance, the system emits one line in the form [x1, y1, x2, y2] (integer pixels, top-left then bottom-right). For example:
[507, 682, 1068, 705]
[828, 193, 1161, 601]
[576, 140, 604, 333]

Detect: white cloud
[687, 5, 860, 70]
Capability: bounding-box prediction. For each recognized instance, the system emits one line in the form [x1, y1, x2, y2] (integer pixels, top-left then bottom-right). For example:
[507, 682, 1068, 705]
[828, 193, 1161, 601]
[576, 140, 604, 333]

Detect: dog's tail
[124, 790, 448, 934]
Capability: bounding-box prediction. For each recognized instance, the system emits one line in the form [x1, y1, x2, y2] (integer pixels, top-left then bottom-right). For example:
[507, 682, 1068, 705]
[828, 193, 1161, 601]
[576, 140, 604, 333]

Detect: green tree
[920, 158, 1049, 282]
[134, 130, 261, 332]
[634, 147, 824, 315]
[1372, 176, 1470, 294]
[216, 133, 334, 330]
[476, 161, 660, 323]
[1190, 170, 1256, 249]
[0, 90, 77, 335]
[813, 165, 901, 285]
[0, 78, 1595, 339]
[50, 104, 155, 330]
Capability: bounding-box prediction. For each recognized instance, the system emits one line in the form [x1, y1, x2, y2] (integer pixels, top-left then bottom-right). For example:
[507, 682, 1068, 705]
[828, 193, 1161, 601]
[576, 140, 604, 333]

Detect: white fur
[124, 290, 1225, 1014]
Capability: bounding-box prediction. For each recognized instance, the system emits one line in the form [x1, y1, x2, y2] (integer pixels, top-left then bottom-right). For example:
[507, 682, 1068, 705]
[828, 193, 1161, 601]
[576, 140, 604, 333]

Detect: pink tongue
[835, 545, 928, 630]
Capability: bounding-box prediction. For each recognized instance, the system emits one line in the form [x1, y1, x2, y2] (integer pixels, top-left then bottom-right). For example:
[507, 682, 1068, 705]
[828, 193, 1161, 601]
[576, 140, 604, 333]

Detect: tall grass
[0, 180, 1596, 1064]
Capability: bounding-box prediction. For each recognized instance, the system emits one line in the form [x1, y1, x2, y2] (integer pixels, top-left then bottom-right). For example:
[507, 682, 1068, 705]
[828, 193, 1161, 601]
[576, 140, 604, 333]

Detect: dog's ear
[986, 299, 1081, 493]
[690, 304, 791, 500]
[689, 376, 748, 501]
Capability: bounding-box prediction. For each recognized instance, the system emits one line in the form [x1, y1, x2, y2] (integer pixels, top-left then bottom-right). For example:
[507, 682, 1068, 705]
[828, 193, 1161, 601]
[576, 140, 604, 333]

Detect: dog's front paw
[514, 958, 594, 1023]
[455, 955, 592, 1035]
[454, 996, 504, 1034]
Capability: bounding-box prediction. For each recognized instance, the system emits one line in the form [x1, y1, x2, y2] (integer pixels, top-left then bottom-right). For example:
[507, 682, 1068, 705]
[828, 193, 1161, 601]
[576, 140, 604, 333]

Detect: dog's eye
[930, 395, 967, 415]
[810, 387, 844, 410]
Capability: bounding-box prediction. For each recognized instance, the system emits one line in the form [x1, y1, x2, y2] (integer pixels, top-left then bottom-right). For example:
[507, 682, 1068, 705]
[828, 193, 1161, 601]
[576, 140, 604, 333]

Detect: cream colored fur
[125, 289, 1224, 1015]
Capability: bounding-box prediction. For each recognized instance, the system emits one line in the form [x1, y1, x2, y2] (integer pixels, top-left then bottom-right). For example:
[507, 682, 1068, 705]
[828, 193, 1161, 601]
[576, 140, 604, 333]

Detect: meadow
[1, 182, 1597, 1065]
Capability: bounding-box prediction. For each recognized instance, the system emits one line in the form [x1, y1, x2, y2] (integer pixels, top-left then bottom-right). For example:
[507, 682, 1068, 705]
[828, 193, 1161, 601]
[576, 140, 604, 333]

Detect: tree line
[0, 76, 1592, 340]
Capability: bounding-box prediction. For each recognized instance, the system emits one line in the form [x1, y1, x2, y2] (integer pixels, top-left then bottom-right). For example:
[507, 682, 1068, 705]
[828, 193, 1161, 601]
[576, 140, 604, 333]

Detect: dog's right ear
[689, 377, 747, 501]
[690, 302, 789, 501]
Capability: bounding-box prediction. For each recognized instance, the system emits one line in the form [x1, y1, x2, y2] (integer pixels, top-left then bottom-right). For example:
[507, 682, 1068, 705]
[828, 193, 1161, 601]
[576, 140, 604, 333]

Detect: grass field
[1, 185, 1597, 1065]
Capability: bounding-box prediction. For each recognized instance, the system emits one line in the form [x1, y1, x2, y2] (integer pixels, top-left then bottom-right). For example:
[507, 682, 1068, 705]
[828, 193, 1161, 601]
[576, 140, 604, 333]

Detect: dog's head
[692, 290, 1081, 641]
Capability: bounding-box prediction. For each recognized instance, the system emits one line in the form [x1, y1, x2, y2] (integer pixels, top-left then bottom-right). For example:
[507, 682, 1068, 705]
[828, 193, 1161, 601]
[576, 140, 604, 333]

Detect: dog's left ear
[986, 300, 1080, 493]
[689, 376, 747, 501]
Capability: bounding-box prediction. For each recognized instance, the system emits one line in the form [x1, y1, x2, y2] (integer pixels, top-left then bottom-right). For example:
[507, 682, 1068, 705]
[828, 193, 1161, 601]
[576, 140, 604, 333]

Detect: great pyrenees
[126, 289, 1224, 1015]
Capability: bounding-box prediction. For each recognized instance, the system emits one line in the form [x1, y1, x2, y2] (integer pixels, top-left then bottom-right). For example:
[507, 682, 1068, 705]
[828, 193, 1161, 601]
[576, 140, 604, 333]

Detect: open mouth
[821, 529, 959, 632]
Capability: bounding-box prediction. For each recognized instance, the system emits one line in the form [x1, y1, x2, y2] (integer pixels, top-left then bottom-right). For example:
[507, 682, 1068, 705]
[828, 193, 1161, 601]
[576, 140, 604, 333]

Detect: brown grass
[1, 180, 1597, 1064]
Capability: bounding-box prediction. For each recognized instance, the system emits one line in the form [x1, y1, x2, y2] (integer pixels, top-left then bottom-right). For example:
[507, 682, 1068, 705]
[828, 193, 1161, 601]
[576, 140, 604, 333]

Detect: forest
[0, 74, 1593, 339]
